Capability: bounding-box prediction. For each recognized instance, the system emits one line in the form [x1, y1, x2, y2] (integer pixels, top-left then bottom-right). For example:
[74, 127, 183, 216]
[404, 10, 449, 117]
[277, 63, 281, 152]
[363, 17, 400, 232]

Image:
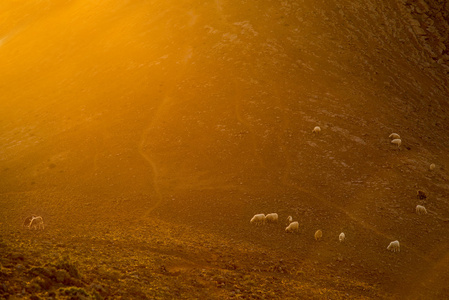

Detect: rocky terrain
[1, 0, 449, 299]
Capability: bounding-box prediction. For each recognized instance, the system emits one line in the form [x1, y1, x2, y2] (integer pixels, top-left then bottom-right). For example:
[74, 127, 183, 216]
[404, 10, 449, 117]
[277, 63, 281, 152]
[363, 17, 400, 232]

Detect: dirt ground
[1, 0, 449, 299]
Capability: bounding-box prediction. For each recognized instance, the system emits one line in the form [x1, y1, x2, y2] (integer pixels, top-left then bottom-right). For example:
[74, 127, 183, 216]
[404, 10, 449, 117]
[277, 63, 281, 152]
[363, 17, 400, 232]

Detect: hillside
[1, 0, 449, 299]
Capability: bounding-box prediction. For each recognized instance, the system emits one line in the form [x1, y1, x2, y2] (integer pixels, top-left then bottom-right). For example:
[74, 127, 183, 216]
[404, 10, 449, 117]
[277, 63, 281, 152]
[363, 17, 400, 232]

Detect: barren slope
[1, 0, 449, 299]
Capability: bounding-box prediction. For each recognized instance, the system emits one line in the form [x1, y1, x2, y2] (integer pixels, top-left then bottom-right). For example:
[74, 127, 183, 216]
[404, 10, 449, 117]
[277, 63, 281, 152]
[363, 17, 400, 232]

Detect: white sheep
[389, 133, 400, 139]
[23, 215, 37, 228]
[250, 214, 266, 226]
[285, 221, 299, 233]
[430, 163, 436, 170]
[387, 240, 400, 252]
[312, 126, 321, 134]
[29, 216, 44, 230]
[391, 138, 401, 148]
[265, 213, 278, 223]
[314, 230, 323, 241]
[339, 232, 345, 242]
[415, 205, 428, 215]
[286, 216, 293, 224]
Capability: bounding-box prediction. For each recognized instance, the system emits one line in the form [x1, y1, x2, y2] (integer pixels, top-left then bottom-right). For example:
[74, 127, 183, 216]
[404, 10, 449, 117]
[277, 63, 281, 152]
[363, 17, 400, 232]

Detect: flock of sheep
[387, 132, 434, 252]
[23, 127, 436, 255]
[250, 127, 436, 254]
[250, 212, 346, 243]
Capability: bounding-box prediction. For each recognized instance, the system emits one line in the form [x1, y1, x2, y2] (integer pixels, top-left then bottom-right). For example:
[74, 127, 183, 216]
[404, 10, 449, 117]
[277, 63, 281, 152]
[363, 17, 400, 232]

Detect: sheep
[391, 138, 401, 148]
[314, 230, 323, 241]
[250, 214, 266, 226]
[417, 190, 427, 200]
[23, 215, 37, 228]
[28, 216, 44, 230]
[286, 216, 293, 224]
[387, 240, 400, 252]
[312, 126, 321, 134]
[389, 133, 401, 139]
[339, 232, 345, 242]
[416, 205, 428, 215]
[430, 163, 436, 170]
[285, 221, 299, 233]
[265, 213, 278, 223]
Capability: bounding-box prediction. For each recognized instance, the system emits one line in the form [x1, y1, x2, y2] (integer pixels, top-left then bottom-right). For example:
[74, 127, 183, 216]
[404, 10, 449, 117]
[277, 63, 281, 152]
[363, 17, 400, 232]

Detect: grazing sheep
[430, 163, 436, 170]
[265, 213, 278, 223]
[28, 216, 44, 230]
[314, 230, 323, 241]
[250, 214, 266, 226]
[416, 205, 428, 215]
[285, 221, 299, 233]
[417, 190, 427, 200]
[312, 126, 321, 134]
[286, 216, 293, 224]
[391, 138, 401, 148]
[389, 133, 401, 139]
[339, 232, 345, 242]
[23, 215, 37, 228]
[387, 240, 400, 252]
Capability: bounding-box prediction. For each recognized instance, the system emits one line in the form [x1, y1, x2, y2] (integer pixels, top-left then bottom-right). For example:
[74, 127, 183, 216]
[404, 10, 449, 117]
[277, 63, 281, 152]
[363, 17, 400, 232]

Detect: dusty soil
[1, 0, 449, 299]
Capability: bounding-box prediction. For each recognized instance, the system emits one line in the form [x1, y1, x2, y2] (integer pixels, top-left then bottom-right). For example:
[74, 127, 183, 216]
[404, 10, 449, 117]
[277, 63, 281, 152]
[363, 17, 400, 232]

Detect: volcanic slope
[1, 0, 449, 299]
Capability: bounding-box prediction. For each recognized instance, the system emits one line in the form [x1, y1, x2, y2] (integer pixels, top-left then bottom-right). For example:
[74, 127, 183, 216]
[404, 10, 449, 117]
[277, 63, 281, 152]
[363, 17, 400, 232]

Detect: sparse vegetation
[1, 0, 449, 299]
[0, 202, 389, 299]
